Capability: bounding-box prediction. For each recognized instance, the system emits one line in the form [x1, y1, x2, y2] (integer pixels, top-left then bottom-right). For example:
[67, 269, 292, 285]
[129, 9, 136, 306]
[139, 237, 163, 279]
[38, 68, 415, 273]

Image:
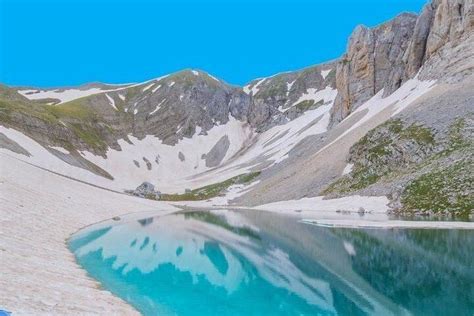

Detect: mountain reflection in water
[69, 210, 474, 316]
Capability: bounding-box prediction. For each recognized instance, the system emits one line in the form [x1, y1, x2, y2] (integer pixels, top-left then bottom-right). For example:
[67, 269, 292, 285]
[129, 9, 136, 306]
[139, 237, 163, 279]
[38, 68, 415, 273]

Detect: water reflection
[69, 210, 474, 316]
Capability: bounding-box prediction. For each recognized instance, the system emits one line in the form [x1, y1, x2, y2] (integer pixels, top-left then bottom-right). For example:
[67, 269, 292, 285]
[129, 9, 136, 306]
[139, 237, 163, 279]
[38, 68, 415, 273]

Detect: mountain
[1, 0, 472, 217]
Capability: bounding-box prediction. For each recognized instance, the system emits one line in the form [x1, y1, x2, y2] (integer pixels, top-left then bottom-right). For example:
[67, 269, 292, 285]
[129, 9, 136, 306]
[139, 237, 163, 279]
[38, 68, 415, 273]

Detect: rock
[128, 181, 161, 200]
[332, 14, 418, 124]
[201, 135, 230, 167]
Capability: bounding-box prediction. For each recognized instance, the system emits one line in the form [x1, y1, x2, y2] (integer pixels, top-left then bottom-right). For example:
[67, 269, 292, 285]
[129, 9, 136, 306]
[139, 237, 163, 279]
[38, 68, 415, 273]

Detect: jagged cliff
[331, 0, 474, 123]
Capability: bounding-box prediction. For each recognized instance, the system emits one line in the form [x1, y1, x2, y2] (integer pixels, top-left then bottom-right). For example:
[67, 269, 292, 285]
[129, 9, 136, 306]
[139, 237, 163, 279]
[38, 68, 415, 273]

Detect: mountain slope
[1, 0, 473, 216]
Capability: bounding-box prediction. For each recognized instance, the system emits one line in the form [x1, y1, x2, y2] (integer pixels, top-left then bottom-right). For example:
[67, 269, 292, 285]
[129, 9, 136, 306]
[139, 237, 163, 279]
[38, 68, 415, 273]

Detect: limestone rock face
[331, 0, 474, 124]
[425, 0, 473, 58]
[331, 14, 418, 123]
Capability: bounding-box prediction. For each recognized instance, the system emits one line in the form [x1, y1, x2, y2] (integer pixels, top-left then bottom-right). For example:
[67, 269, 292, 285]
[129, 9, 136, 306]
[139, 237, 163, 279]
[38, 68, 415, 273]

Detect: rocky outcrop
[332, 13, 418, 123]
[331, 0, 474, 124]
[126, 181, 161, 199]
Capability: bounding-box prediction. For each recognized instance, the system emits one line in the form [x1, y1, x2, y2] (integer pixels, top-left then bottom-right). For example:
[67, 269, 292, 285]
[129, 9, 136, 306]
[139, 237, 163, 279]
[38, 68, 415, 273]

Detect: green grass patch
[401, 159, 473, 216]
[45, 100, 99, 121]
[295, 99, 324, 112]
[69, 123, 107, 151]
[160, 172, 261, 201]
[400, 124, 435, 144]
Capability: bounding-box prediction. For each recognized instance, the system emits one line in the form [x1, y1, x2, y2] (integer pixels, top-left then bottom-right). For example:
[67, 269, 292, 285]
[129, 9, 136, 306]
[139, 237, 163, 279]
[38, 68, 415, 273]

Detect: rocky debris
[142, 157, 152, 170]
[126, 181, 161, 200]
[201, 135, 230, 167]
[178, 151, 185, 162]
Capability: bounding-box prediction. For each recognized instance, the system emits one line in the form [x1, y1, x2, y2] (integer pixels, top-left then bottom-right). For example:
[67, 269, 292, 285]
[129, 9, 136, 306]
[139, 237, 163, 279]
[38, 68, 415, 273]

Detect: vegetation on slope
[160, 172, 261, 201]
[323, 117, 473, 216]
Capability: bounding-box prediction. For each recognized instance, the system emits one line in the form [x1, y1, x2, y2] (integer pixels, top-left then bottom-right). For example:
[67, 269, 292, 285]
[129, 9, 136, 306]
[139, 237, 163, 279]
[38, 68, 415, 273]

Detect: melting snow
[152, 84, 161, 93]
[142, 83, 155, 92]
[243, 78, 266, 95]
[150, 99, 166, 115]
[321, 69, 331, 79]
[342, 163, 353, 175]
[286, 80, 296, 96]
[18, 87, 126, 105]
[105, 94, 117, 111]
[279, 86, 337, 113]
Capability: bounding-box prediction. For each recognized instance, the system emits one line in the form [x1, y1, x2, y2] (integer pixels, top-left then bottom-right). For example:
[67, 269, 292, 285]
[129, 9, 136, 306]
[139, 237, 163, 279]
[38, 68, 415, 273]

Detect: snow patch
[49, 146, 70, 154]
[342, 163, 353, 175]
[151, 84, 161, 93]
[321, 69, 331, 79]
[243, 78, 266, 95]
[150, 99, 166, 116]
[142, 83, 155, 92]
[105, 94, 117, 111]
[254, 195, 390, 213]
[286, 80, 296, 96]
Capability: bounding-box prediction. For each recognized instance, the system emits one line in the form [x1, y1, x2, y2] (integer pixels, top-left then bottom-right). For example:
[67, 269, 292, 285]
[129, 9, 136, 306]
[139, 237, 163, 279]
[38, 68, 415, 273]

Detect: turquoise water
[69, 210, 474, 315]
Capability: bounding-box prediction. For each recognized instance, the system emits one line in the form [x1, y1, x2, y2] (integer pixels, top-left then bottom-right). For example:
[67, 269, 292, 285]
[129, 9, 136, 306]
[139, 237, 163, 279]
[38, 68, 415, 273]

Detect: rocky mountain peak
[330, 0, 474, 124]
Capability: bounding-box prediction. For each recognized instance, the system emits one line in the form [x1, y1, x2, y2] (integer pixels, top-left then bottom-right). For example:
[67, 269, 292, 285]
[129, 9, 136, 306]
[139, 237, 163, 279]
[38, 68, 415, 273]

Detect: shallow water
[69, 210, 474, 315]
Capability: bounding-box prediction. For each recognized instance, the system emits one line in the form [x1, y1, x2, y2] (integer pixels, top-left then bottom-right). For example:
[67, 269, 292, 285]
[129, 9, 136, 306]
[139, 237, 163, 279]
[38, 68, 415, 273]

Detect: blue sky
[0, 0, 426, 87]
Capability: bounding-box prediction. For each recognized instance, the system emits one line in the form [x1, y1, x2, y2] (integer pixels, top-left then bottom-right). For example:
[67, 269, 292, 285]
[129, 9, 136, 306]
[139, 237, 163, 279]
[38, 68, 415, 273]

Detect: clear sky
[0, 0, 426, 87]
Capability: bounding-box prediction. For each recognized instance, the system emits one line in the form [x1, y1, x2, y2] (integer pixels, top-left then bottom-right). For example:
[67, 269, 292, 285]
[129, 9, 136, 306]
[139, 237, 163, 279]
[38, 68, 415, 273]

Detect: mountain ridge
[1, 0, 472, 216]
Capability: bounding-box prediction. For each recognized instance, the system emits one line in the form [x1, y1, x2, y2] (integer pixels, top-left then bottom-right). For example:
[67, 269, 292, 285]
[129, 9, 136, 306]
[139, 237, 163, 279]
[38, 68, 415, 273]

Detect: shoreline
[2, 152, 473, 314]
[300, 219, 474, 230]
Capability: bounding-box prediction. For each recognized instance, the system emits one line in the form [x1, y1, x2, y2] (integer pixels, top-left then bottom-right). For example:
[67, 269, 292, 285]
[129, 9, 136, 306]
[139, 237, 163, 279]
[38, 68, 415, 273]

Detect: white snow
[0, 152, 175, 314]
[301, 219, 474, 230]
[17, 74, 172, 105]
[243, 77, 266, 95]
[149, 99, 166, 115]
[254, 195, 390, 213]
[105, 94, 118, 111]
[151, 84, 161, 93]
[142, 82, 155, 92]
[133, 109, 138, 115]
[81, 116, 253, 192]
[207, 74, 220, 82]
[192, 70, 199, 76]
[321, 69, 331, 79]
[326, 78, 436, 149]
[342, 163, 353, 175]
[49, 146, 70, 154]
[18, 87, 125, 104]
[118, 93, 126, 101]
[286, 80, 296, 96]
[169, 81, 175, 87]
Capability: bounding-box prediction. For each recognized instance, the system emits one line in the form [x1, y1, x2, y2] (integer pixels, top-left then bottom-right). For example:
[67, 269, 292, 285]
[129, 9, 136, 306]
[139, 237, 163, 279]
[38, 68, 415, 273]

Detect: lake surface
[69, 210, 474, 315]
